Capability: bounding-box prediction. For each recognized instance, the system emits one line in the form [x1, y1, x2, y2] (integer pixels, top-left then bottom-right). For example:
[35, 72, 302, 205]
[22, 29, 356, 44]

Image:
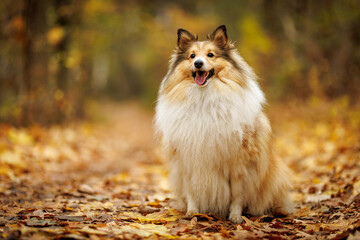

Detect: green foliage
[238, 14, 274, 65]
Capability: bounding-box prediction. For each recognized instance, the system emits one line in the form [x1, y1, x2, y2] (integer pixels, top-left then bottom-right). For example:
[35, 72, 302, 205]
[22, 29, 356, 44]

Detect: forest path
[0, 100, 359, 239]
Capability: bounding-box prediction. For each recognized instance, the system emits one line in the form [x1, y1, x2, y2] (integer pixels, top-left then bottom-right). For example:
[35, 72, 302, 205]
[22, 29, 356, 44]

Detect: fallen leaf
[138, 210, 178, 224]
[79, 226, 107, 235]
[117, 223, 172, 238]
[56, 215, 85, 222]
[25, 218, 57, 227]
[78, 184, 95, 194]
[147, 201, 162, 208]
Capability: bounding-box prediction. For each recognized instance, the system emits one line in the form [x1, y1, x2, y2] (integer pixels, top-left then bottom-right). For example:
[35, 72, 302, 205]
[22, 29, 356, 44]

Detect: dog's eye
[190, 54, 196, 59]
[207, 53, 214, 58]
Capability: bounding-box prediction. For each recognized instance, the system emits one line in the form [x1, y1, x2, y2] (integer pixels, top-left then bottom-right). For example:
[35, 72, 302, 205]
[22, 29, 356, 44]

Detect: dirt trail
[0, 100, 359, 239]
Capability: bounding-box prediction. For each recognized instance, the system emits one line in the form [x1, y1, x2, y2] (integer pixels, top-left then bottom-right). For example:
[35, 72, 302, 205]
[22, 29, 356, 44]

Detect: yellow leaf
[47, 26, 65, 46]
[0, 150, 26, 169]
[312, 178, 321, 184]
[8, 128, 33, 145]
[128, 204, 139, 207]
[0, 143, 6, 153]
[117, 223, 173, 238]
[118, 211, 143, 221]
[167, 208, 184, 217]
[64, 207, 74, 211]
[119, 210, 179, 224]
[112, 172, 130, 183]
[138, 211, 178, 224]
[0, 165, 15, 179]
[147, 202, 162, 208]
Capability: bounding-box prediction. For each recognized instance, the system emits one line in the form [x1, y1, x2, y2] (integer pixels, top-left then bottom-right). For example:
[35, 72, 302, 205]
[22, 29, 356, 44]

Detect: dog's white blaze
[191, 56, 208, 72]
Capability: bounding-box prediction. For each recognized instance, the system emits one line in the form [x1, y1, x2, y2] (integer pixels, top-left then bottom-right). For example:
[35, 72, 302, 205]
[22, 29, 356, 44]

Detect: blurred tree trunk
[54, 0, 71, 93]
[22, 0, 49, 124]
[54, 0, 71, 121]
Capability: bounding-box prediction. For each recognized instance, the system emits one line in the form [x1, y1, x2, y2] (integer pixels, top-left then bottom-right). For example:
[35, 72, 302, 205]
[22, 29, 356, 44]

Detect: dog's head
[176, 25, 236, 86]
[160, 25, 253, 100]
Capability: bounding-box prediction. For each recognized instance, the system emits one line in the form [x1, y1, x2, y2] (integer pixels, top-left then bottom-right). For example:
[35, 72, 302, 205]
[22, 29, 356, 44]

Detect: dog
[154, 25, 293, 223]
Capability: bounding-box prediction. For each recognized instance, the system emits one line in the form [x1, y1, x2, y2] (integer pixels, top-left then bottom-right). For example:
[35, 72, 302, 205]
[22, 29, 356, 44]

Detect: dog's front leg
[185, 193, 199, 217]
[228, 175, 244, 223]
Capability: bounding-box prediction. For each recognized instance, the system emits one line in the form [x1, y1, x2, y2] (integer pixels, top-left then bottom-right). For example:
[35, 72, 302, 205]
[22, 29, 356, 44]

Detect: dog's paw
[273, 205, 294, 216]
[273, 195, 294, 216]
[229, 204, 243, 223]
[228, 213, 244, 224]
[185, 209, 197, 218]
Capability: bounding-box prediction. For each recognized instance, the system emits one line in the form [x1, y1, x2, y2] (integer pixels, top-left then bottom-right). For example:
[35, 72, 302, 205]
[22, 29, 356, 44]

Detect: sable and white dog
[154, 25, 293, 223]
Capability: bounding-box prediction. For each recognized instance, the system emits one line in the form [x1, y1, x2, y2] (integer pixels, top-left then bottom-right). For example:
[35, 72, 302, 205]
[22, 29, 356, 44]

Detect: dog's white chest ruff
[156, 79, 265, 161]
[155, 81, 265, 216]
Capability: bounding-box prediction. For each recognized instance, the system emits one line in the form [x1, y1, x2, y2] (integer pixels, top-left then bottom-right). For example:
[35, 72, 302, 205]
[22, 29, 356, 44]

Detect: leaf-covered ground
[1, 99, 360, 239]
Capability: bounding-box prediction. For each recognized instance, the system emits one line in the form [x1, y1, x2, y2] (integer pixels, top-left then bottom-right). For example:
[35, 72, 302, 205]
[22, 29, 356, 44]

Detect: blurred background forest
[0, 0, 359, 125]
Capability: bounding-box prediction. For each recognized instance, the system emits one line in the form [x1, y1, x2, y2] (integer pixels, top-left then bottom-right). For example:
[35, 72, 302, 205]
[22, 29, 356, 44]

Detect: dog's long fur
[154, 25, 293, 223]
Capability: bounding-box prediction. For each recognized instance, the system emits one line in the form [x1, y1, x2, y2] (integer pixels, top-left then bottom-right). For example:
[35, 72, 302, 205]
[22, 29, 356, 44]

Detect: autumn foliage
[1, 100, 360, 239]
[1, 0, 360, 239]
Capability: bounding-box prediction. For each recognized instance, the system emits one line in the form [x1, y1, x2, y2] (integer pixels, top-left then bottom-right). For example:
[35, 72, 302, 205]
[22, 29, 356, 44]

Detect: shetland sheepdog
[154, 25, 293, 223]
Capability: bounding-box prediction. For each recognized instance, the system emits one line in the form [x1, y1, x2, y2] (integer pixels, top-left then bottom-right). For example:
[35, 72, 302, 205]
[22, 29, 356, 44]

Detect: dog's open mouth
[192, 69, 214, 86]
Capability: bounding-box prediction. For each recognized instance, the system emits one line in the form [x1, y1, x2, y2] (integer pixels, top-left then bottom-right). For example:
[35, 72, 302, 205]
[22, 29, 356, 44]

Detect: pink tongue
[195, 72, 207, 86]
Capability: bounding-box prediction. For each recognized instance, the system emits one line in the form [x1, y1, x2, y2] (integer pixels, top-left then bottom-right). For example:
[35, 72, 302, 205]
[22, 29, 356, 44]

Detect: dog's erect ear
[208, 25, 228, 48]
[177, 28, 196, 52]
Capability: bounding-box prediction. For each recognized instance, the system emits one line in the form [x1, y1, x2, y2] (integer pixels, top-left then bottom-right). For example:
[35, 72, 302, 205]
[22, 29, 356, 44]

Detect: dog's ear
[177, 28, 196, 52]
[208, 25, 228, 48]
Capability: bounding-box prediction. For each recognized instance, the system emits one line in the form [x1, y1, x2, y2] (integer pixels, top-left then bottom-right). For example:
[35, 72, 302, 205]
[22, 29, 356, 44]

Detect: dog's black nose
[194, 60, 203, 69]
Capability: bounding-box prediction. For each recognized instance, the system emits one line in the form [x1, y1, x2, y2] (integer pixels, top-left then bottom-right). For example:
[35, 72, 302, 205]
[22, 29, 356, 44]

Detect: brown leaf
[56, 215, 85, 222]
[170, 224, 191, 235]
[147, 201, 162, 208]
[78, 184, 95, 194]
[138, 206, 160, 215]
[192, 213, 215, 221]
[25, 218, 57, 227]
